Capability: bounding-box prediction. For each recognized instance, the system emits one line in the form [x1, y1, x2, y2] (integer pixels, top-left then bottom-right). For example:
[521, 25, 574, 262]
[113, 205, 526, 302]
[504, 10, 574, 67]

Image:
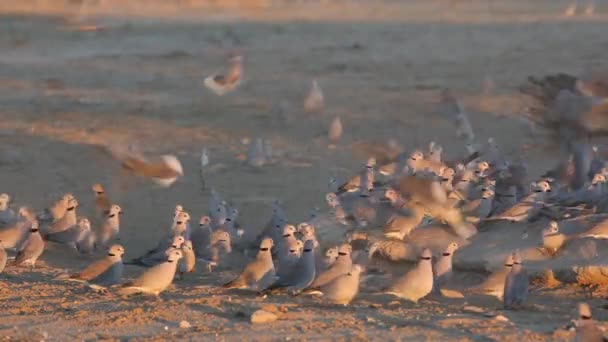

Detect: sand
[0, 0, 607, 340]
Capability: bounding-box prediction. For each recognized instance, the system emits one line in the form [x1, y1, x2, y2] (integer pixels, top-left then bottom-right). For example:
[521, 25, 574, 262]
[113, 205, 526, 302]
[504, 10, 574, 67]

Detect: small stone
[179, 320, 191, 329]
[494, 315, 509, 322]
[251, 310, 278, 324]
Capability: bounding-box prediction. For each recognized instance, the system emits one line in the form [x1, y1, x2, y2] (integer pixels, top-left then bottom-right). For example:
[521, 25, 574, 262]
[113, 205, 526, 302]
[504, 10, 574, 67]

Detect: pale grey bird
[322, 246, 339, 271]
[91, 184, 112, 221]
[325, 193, 348, 225]
[76, 219, 96, 254]
[98, 204, 122, 247]
[178, 240, 195, 278]
[223, 237, 276, 290]
[383, 204, 426, 240]
[309, 244, 352, 289]
[462, 188, 494, 223]
[118, 249, 183, 297]
[44, 216, 91, 247]
[385, 248, 434, 303]
[316, 264, 363, 306]
[200, 230, 232, 270]
[247, 138, 267, 168]
[0, 240, 7, 274]
[328, 116, 342, 146]
[42, 198, 78, 235]
[573, 302, 605, 342]
[127, 235, 185, 267]
[67, 244, 124, 290]
[276, 239, 303, 279]
[191, 216, 212, 258]
[36, 193, 73, 225]
[503, 251, 529, 310]
[540, 221, 566, 256]
[304, 79, 324, 113]
[208, 189, 226, 228]
[0, 208, 35, 250]
[222, 207, 243, 239]
[336, 157, 376, 194]
[0, 193, 16, 227]
[432, 242, 459, 294]
[469, 254, 514, 299]
[204, 55, 243, 96]
[484, 181, 551, 222]
[407, 150, 447, 176]
[265, 239, 316, 295]
[428, 141, 443, 163]
[14, 221, 44, 268]
[276, 224, 298, 261]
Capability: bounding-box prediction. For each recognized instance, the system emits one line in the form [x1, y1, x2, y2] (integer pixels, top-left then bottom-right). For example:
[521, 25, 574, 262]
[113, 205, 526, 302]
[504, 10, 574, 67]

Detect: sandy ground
[1, 0, 608, 340]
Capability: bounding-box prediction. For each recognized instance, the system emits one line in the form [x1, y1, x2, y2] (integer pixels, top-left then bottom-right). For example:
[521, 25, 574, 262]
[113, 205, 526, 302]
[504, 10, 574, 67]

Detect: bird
[321, 246, 339, 271]
[223, 237, 276, 291]
[65, 244, 125, 291]
[42, 197, 78, 235]
[304, 79, 324, 113]
[103, 144, 183, 187]
[91, 183, 112, 219]
[191, 216, 212, 258]
[14, 221, 45, 268]
[200, 230, 232, 271]
[484, 180, 551, 222]
[76, 219, 96, 254]
[0, 240, 7, 274]
[128, 235, 185, 267]
[118, 248, 183, 297]
[308, 243, 352, 289]
[314, 264, 363, 306]
[98, 205, 122, 247]
[432, 242, 459, 294]
[539, 221, 566, 256]
[328, 116, 342, 147]
[204, 55, 243, 96]
[503, 251, 529, 310]
[0, 193, 16, 227]
[384, 248, 434, 303]
[264, 239, 316, 295]
[0, 208, 35, 249]
[37, 193, 74, 225]
[573, 302, 605, 342]
[383, 204, 426, 240]
[468, 254, 514, 299]
[177, 240, 195, 279]
[44, 216, 91, 247]
[578, 217, 608, 239]
[461, 188, 494, 223]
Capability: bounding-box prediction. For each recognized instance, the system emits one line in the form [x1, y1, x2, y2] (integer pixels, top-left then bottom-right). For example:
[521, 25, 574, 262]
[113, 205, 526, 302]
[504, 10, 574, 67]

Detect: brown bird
[91, 183, 112, 217]
[204, 55, 243, 96]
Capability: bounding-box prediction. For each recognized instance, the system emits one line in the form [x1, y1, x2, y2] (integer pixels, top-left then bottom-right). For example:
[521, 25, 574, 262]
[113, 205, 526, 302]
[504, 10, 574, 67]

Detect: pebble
[179, 320, 192, 329]
[251, 310, 278, 324]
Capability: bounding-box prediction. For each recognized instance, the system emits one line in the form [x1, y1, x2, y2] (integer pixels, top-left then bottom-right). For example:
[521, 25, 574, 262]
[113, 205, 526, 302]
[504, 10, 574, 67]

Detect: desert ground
[1, 0, 608, 340]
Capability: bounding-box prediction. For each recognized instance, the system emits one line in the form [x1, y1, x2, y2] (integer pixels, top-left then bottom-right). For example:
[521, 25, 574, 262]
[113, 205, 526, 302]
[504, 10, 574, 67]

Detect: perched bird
[66, 244, 125, 290]
[304, 79, 324, 113]
[0, 240, 7, 274]
[469, 254, 514, 299]
[178, 240, 196, 279]
[573, 302, 605, 342]
[204, 55, 243, 96]
[462, 188, 494, 223]
[118, 249, 183, 297]
[484, 180, 551, 222]
[321, 246, 339, 271]
[383, 204, 425, 240]
[37, 193, 74, 225]
[200, 230, 232, 270]
[14, 221, 45, 268]
[539, 221, 566, 256]
[103, 144, 183, 187]
[191, 216, 212, 258]
[503, 251, 529, 310]
[128, 235, 185, 267]
[385, 248, 434, 303]
[0, 193, 16, 227]
[0, 207, 35, 249]
[42, 198, 78, 235]
[91, 183, 112, 219]
[44, 216, 91, 247]
[223, 238, 276, 291]
[309, 244, 352, 289]
[76, 219, 96, 254]
[98, 205, 122, 247]
[433, 242, 459, 293]
[315, 264, 363, 306]
[265, 239, 316, 295]
[328, 116, 342, 147]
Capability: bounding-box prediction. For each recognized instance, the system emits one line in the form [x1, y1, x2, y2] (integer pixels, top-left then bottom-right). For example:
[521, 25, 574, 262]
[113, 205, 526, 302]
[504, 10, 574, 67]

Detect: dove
[128, 235, 185, 267]
[325, 193, 348, 225]
[37, 193, 73, 225]
[200, 230, 232, 270]
[407, 150, 447, 176]
[484, 180, 551, 222]
[222, 207, 243, 240]
[14, 221, 45, 268]
[336, 157, 376, 194]
[98, 205, 122, 247]
[276, 224, 298, 260]
[247, 138, 267, 167]
[104, 144, 183, 187]
[204, 55, 243, 96]
[462, 188, 494, 223]
[309, 244, 352, 289]
[321, 246, 339, 271]
[469, 254, 514, 299]
[276, 239, 303, 279]
[67, 244, 124, 289]
[0, 208, 35, 250]
[191, 216, 212, 258]
[304, 79, 324, 113]
[178, 240, 196, 278]
[0, 241, 6, 274]
[0, 193, 16, 227]
[316, 264, 362, 306]
[328, 116, 342, 146]
[428, 141, 443, 163]
[385, 248, 434, 303]
[540, 221, 566, 255]
[573, 302, 604, 342]
[503, 251, 529, 310]
[91, 183, 112, 219]
[383, 204, 425, 240]
[172, 209, 192, 240]
[577, 217, 608, 239]
[265, 239, 316, 295]
[44, 216, 91, 247]
[432, 242, 459, 293]
[118, 248, 183, 297]
[76, 219, 96, 254]
[223, 238, 276, 290]
[42, 198, 78, 235]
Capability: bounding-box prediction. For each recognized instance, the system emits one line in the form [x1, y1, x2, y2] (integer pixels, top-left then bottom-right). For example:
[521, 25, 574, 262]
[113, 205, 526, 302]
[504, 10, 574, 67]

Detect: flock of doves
[1, 54, 608, 340]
